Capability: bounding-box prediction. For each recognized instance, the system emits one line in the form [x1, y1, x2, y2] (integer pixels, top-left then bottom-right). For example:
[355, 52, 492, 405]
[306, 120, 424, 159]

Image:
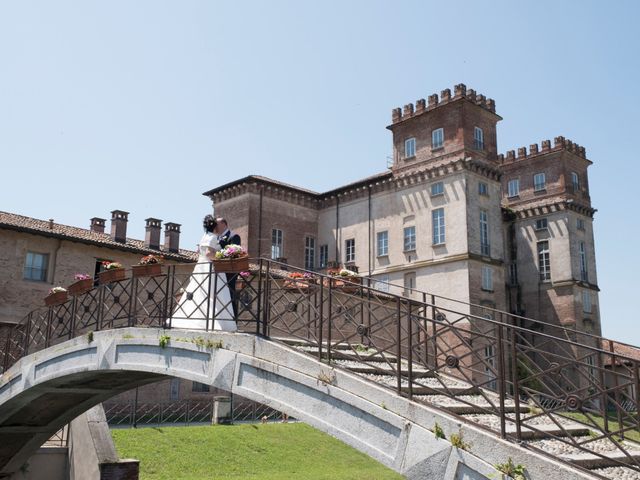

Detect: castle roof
[0, 211, 197, 262]
[203, 171, 392, 200]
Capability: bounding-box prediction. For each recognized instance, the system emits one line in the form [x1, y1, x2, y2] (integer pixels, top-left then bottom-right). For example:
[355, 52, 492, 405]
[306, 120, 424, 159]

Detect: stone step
[461, 414, 591, 440]
[337, 362, 435, 378]
[275, 337, 356, 351]
[414, 394, 531, 415]
[525, 438, 640, 470]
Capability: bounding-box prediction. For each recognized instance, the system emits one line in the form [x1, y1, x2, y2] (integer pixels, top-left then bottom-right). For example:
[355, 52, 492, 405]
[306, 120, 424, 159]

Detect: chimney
[145, 218, 162, 250]
[48, 219, 54, 230]
[90, 217, 106, 233]
[110, 210, 129, 243]
[164, 223, 181, 253]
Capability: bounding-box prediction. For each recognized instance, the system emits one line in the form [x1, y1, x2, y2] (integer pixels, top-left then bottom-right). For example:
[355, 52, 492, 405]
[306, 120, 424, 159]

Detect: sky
[1, 1, 639, 344]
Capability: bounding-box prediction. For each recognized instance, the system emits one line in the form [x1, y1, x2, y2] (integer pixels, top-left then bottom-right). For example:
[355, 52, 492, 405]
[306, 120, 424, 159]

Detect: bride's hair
[203, 215, 217, 233]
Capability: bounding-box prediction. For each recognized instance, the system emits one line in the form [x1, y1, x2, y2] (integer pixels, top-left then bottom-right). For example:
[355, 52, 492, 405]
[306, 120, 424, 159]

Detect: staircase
[277, 337, 640, 480]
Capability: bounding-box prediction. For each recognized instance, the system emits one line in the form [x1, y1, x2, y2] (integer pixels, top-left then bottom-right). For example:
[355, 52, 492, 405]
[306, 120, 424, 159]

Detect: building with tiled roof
[0, 210, 195, 326]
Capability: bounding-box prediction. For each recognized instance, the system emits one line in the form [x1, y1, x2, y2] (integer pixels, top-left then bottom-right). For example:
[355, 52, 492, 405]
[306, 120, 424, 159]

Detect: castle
[206, 83, 600, 336]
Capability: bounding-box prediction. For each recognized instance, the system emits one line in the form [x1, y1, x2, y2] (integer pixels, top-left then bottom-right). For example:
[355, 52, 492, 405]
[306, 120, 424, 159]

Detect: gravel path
[593, 466, 640, 480]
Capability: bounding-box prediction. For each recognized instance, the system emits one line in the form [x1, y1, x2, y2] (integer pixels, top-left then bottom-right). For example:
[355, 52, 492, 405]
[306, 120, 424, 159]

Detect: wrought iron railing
[1, 259, 639, 475]
[104, 398, 286, 427]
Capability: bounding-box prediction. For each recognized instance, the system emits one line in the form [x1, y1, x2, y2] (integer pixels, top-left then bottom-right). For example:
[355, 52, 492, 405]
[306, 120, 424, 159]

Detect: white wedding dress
[169, 232, 237, 331]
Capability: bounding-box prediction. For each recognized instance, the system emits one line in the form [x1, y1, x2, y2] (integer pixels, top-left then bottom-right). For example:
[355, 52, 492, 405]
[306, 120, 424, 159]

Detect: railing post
[45, 307, 53, 348]
[406, 300, 413, 400]
[23, 313, 32, 356]
[596, 347, 609, 433]
[634, 361, 640, 436]
[97, 284, 105, 332]
[256, 259, 263, 335]
[318, 274, 324, 362]
[431, 295, 438, 370]
[396, 297, 402, 395]
[496, 321, 507, 439]
[128, 275, 137, 328]
[609, 340, 624, 439]
[508, 320, 523, 441]
[2, 326, 13, 372]
[262, 261, 271, 337]
[327, 279, 333, 364]
[69, 296, 77, 340]
[206, 262, 215, 332]
[164, 265, 176, 329]
[422, 292, 428, 366]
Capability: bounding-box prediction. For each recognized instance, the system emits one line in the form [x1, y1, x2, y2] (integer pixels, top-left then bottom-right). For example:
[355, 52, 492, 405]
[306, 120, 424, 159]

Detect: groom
[216, 218, 241, 318]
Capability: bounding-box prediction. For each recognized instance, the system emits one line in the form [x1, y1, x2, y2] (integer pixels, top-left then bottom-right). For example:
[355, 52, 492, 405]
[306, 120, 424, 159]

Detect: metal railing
[1, 259, 639, 475]
[104, 398, 286, 427]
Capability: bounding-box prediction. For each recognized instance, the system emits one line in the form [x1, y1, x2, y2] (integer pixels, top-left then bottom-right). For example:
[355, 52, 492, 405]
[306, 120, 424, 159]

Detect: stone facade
[206, 83, 601, 336]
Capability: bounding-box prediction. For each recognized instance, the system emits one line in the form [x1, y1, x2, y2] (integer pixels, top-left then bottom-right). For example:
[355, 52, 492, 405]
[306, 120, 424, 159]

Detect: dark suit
[218, 230, 241, 317]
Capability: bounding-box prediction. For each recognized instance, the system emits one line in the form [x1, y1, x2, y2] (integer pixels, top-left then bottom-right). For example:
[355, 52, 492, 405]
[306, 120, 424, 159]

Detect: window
[479, 210, 490, 256]
[432, 128, 444, 149]
[430, 181, 444, 196]
[579, 241, 588, 282]
[478, 182, 489, 196]
[304, 236, 315, 271]
[23, 252, 49, 282]
[192, 382, 210, 393]
[509, 263, 518, 285]
[577, 218, 585, 231]
[404, 137, 416, 158]
[582, 290, 592, 313]
[533, 173, 546, 191]
[481, 266, 493, 291]
[403, 272, 416, 296]
[376, 274, 390, 293]
[474, 127, 484, 150]
[537, 241, 551, 281]
[432, 208, 445, 245]
[271, 229, 283, 259]
[570, 172, 580, 192]
[377, 231, 388, 256]
[507, 179, 520, 197]
[345, 238, 355, 263]
[319, 245, 328, 269]
[403, 226, 416, 251]
[535, 218, 548, 230]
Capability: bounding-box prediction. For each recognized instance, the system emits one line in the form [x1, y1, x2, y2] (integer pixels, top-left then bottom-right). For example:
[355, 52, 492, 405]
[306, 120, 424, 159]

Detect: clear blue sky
[1, 1, 638, 344]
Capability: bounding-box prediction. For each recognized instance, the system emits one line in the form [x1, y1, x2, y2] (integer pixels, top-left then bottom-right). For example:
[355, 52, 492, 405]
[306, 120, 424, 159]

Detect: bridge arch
[0, 327, 588, 480]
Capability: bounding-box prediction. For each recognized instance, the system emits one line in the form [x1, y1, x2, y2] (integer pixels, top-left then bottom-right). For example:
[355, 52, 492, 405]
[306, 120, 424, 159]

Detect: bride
[169, 215, 237, 331]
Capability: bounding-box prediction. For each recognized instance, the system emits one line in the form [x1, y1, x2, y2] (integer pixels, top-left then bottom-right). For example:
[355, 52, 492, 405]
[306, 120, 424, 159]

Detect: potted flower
[213, 244, 249, 273]
[98, 261, 125, 284]
[132, 254, 163, 277]
[68, 273, 93, 296]
[327, 268, 361, 293]
[45, 287, 68, 306]
[283, 271, 316, 290]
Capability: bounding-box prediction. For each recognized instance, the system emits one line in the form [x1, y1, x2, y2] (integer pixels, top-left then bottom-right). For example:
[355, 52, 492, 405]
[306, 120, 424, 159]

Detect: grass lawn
[563, 412, 640, 443]
[111, 423, 404, 480]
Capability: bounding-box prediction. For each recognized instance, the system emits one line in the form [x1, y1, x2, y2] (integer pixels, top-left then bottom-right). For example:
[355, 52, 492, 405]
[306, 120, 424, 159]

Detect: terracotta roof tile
[0, 211, 197, 262]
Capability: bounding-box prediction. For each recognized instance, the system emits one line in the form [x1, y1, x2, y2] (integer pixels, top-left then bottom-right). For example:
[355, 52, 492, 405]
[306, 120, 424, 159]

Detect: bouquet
[329, 268, 358, 277]
[215, 244, 247, 260]
[74, 273, 91, 281]
[288, 272, 314, 279]
[49, 287, 67, 295]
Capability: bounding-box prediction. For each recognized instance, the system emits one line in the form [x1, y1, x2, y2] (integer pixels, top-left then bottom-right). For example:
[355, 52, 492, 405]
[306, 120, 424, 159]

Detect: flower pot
[132, 263, 163, 278]
[325, 276, 362, 293]
[68, 278, 93, 296]
[45, 291, 68, 306]
[98, 268, 126, 284]
[212, 254, 249, 273]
